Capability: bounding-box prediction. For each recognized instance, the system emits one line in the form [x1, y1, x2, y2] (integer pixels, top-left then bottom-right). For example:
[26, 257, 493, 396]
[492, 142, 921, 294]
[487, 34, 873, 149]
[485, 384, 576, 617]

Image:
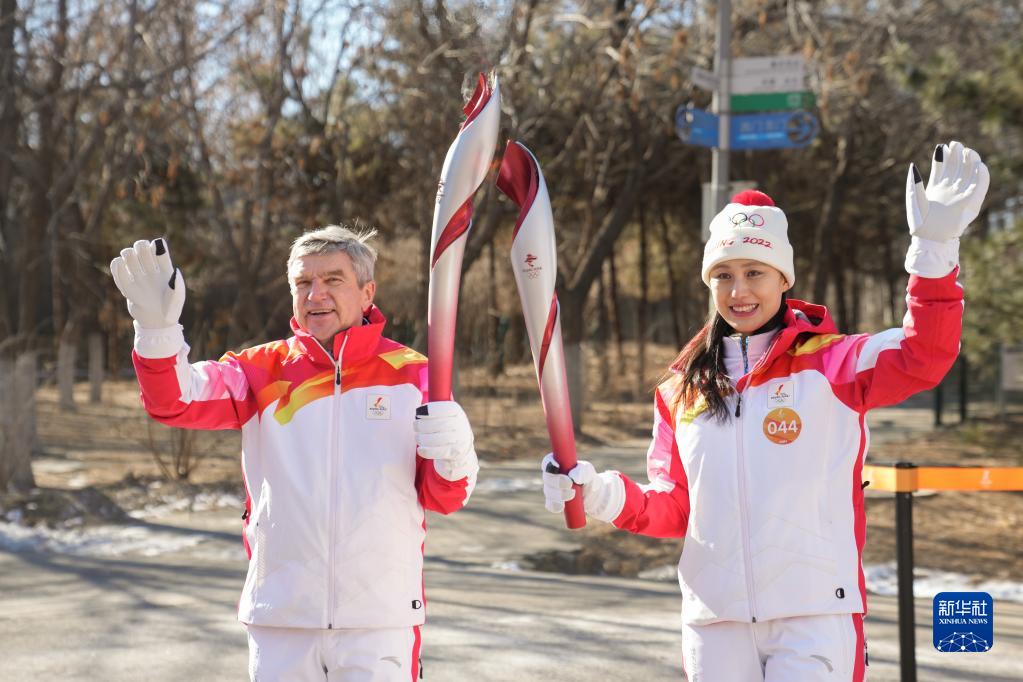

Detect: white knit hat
[701, 190, 795, 286]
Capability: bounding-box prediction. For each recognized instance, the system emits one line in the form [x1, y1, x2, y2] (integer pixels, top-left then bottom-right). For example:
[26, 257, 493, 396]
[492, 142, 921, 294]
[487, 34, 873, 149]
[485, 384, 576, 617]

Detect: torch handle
[538, 317, 586, 529]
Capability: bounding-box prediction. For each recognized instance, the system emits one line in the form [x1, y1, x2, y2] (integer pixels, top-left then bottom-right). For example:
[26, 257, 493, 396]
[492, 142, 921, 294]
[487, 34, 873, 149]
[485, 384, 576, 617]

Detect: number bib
[763, 407, 802, 445]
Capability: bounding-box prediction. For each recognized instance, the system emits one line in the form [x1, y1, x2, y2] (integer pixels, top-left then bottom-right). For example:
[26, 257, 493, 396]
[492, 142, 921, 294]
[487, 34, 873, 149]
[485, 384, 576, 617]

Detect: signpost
[732, 55, 806, 74]
[674, 105, 719, 147]
[730, 55, 807, 94]
[691, 65, 718, 92]
[731, 91, 815, 113]
[685, 13, 815, 310]
[675, 105, 819, 151]
[691, 56, 812, 105]
[732, 110, 819, 149]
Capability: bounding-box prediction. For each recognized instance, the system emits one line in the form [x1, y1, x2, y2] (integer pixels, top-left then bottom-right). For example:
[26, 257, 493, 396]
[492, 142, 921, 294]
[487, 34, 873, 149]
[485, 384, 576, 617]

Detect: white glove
[905, 141, 989, 277]
[414, 401, 478, 481]
[541, 453, 624, 523]
[110, 238, 187, 358]
[110, 238, 185, 328]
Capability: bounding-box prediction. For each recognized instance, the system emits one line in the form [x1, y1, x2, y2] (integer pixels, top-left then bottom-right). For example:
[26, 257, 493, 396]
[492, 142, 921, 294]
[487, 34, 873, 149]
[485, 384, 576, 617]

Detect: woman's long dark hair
[666, 295, 788, 422]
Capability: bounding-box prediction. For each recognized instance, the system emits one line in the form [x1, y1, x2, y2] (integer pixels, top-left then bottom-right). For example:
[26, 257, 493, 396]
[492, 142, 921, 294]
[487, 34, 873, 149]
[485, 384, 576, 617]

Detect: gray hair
[287, 224, 378, 287]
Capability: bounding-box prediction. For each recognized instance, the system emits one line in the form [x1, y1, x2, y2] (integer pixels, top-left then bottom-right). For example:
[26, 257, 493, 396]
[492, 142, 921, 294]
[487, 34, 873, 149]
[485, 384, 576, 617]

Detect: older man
[111, 225, 478, 681]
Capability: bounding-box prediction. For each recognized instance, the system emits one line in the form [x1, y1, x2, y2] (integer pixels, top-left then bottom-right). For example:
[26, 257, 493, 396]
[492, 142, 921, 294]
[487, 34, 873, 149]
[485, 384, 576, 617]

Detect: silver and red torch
[497, 141, 586, 530]
[426, 73, 501, 401]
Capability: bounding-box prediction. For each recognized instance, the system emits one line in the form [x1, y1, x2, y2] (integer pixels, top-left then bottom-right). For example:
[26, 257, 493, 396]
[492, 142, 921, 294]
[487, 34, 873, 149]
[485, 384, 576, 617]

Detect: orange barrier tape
[862, 464, 1023, 493]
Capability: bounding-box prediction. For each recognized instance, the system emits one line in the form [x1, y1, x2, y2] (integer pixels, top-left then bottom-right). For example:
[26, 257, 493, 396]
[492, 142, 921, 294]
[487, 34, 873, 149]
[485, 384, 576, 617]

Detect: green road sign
[730, 91, 815, 113]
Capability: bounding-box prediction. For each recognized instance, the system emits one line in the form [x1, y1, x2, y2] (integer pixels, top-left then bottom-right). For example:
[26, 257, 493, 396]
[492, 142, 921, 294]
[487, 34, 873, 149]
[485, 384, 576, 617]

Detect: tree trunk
[58, 337, 77, 411]
[831, 239, 850, 331]
[0, 352, 37, 493]
[607, 249, 625, 377]
[414, 193, 431, 353]
[637, 212, 649, 398]
[659, 213, 684, 348]
[596, 261, 611, 391]
[558, 287, 587, 433]
[881, 221, 899, 327]
[486, 239, 503, 377]
[810, 132, 852, 303]
[88, 333, 104, 403]
[0, 0, 18, 343]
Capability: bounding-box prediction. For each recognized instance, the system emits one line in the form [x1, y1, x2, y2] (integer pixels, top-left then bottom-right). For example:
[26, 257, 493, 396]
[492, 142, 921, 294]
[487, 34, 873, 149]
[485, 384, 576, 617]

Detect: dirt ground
[4, 342, 1022, 586]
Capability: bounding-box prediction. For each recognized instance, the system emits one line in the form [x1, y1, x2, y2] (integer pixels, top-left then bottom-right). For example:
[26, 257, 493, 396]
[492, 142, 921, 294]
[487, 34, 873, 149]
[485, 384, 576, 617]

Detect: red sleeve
[132, 349, 257, 430]
[848, 269, 963, 412]
[415, 457, 472, 515]
[612, 386, 690, 538]
[412, 364, 474, 514]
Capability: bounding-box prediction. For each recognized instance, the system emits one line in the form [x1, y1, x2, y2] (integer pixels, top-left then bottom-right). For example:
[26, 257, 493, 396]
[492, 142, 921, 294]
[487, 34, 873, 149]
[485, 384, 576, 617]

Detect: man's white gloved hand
[541, 453, 624, 523]
[905, 141, 990, 277]
[414, 401, 478, 481]
[110, 238, 186, 329]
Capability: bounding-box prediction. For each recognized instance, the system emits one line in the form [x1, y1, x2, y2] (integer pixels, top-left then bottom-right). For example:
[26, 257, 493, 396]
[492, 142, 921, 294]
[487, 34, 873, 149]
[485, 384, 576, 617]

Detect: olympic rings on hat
[730, 212, 765, 227]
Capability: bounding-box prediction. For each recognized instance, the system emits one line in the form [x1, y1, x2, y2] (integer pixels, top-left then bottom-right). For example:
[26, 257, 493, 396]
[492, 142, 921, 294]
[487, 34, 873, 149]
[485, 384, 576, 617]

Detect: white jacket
[607, 271, 962, 625]
[132, 306, 476, 629]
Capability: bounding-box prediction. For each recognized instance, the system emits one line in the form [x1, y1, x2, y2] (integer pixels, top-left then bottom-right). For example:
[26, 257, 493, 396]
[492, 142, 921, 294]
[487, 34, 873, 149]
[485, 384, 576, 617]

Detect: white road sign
[691, 66, 718, 91]
[692, 56, 808, 95]
[733, 55, 806, 76]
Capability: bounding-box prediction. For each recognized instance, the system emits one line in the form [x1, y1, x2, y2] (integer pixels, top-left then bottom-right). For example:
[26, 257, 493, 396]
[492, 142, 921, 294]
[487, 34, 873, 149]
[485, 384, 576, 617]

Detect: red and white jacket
[611, 271, 963, 626]
[132, 306, 475, 629]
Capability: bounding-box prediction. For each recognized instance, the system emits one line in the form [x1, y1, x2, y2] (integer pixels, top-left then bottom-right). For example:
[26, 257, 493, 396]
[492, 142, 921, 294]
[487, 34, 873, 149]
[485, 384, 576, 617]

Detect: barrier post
[894, 461, 917, 682]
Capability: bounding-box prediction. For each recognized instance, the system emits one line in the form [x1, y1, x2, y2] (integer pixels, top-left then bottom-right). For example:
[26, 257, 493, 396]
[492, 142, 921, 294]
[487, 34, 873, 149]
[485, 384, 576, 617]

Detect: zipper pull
[335, 365, 341, 385]
[735, 394, 742, 418]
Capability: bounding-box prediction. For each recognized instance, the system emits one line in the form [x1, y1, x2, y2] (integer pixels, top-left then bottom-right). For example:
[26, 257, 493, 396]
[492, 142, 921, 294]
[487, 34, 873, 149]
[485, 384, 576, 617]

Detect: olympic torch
[426, 73, 501, 401]
[496, 141, 586, 530]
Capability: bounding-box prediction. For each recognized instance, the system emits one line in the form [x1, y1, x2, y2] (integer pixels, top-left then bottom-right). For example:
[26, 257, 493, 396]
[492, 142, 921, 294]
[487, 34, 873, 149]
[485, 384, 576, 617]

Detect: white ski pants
[246, 624, 422, 681]
[681, 613, 866, 681]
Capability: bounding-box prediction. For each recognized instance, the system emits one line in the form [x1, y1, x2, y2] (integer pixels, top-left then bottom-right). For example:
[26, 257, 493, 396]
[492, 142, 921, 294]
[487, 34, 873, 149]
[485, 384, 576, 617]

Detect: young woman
[542, 141, 989, 681]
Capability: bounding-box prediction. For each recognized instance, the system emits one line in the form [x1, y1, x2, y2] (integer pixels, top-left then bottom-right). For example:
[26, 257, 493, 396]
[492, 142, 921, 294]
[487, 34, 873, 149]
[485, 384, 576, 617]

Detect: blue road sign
[675, 106, 819, 150]
[732, 110, 818, 149]
[674, 105, 719, 147]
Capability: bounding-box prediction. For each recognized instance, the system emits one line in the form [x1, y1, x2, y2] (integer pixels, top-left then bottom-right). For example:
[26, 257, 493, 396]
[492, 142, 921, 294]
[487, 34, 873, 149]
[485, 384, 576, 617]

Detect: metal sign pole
[710, 0, 731, 215]
[895, 461, 918, 682]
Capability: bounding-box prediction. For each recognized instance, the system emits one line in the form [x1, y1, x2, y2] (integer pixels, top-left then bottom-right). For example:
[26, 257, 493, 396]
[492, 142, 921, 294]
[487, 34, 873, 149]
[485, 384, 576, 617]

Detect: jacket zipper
[735, 335, 759, 622]
[326, 335, 348, 629]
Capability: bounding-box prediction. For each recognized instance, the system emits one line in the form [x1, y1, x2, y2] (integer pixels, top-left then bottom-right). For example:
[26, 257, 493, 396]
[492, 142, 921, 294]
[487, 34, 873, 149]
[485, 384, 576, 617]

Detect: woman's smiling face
[708, 259, 791, 334]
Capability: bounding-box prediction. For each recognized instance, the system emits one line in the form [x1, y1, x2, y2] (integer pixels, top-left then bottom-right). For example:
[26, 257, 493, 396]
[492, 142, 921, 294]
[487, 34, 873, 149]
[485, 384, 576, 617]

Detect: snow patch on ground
[491, 560, 524, 572]
[635, 561, 1023, 603]
[473, 477, 539, 494]
[864, 562, 1023, 603]
[0, 521, 204, 558]
[126, 491, 246, 519]
[637, 564, 677, 581]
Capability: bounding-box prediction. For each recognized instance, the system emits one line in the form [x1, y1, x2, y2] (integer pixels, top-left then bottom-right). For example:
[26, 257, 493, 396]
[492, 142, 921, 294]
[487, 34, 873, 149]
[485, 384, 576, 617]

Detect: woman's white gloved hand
[906, 141, 989, 242]
[905, 141, 989, 277]
[541, 453, 624, 523]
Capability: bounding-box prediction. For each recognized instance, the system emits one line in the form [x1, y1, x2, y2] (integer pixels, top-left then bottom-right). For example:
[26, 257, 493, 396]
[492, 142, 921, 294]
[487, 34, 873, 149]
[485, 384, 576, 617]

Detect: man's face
[290, 252, 376, 346]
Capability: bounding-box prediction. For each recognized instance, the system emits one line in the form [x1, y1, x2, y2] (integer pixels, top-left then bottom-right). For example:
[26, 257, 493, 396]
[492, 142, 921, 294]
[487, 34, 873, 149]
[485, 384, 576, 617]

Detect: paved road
[2, 415, 1021, 681]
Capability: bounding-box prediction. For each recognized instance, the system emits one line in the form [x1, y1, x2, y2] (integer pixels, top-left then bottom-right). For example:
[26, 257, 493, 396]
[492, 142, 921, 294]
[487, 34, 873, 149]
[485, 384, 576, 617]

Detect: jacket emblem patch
[367, 394, 391, 420]
[767, 380, 795, 408]
[763, 407, 802, 445]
